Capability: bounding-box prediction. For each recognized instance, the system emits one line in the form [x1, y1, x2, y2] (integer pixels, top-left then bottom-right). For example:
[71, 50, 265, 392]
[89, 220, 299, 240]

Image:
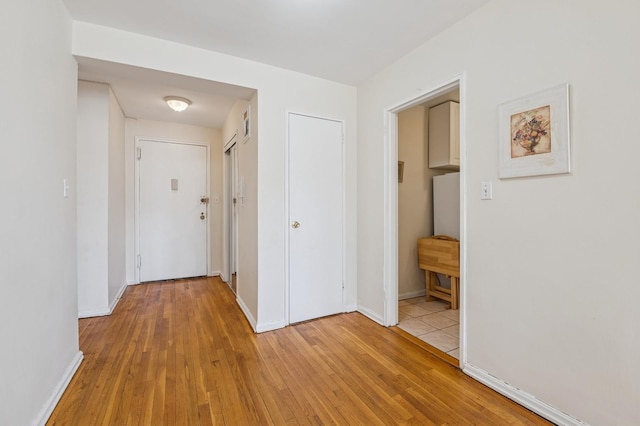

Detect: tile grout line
[398, 298, 460, 357]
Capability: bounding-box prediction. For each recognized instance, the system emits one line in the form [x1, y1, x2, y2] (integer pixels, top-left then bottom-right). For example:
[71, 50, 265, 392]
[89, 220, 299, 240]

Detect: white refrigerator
[433, 172, 460, 239]
[432, 172, 460, 292]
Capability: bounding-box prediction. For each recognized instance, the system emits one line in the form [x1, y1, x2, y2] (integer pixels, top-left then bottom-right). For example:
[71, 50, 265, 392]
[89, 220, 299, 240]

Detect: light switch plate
[481, 181, 493, 200]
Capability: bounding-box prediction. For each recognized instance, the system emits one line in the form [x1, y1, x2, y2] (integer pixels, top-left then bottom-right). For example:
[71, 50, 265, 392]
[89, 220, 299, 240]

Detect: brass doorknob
[291, 221, 300, 229]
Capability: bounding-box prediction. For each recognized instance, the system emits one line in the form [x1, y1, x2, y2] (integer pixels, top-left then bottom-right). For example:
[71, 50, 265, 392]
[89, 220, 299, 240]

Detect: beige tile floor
[398, 297, 459, 359]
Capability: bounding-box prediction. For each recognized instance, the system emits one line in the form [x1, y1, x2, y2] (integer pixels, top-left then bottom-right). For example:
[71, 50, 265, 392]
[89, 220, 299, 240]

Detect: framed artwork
[398, 161, 404, 183]
[498, 84, 570, 178]
[242, 105, 251, 142]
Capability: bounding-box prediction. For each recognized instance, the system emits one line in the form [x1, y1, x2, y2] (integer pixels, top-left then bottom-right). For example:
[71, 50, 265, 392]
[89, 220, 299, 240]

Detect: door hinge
[137, 254, 141, 269]
[137, 147, 142, 160]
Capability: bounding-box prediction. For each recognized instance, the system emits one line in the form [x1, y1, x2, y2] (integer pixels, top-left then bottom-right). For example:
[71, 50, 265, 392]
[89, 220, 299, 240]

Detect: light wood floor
[48, 277, 550, 425]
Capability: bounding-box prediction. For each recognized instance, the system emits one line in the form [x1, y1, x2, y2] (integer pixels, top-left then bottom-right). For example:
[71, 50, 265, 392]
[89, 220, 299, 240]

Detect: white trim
[108, 281, 128, 313]
[458, 75, 469, 368]
[236, 295, 257, 332]
[207, 271, 221, 277]
[256, 320, 287, 333]
[78, 280, 126, 318]
[134, 137, 211, 283]
[78, 309, 110, 319]
[223, 130, 238, 152]
[284, 112, 291, 325]
[382, 74, 464, 329]
[463, 364, 586, 426]
[33, 351, 83, 426]
[398, 289, 426, 300]
[285, 111, 347, 326]
[344, 304, 357, 313]
[356, 305, 385, 325]
[382, 109, 398, 327]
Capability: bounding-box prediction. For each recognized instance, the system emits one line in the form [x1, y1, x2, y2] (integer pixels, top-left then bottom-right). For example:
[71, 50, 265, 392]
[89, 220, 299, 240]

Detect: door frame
[285, 111, 346, 325]
[222, 131, 238, 285]
[134, 137, 211, 284]
[382, 74, 467, 364]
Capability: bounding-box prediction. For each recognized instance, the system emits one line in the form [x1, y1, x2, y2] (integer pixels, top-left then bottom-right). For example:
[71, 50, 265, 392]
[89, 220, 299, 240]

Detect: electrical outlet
[480, 181, 492, 200]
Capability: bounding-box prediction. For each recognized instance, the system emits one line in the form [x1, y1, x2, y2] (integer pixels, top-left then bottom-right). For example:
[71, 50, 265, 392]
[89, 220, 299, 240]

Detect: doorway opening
[384, 75, 465, 365]
[223, 132, 239, 294]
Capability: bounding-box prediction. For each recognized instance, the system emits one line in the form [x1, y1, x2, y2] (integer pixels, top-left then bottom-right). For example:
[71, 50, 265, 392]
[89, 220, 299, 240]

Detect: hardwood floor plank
[48, 277, 551, 425]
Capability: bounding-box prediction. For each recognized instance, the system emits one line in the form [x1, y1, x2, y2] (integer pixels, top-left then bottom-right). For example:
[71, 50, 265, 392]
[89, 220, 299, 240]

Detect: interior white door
[289, 113, 343, 323]
[138, 140, 208, 282]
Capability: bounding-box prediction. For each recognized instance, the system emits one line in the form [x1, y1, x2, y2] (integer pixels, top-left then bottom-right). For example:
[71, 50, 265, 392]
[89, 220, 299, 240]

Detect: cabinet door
[428, 101, 460, 170]
[449, 102, 460, 166]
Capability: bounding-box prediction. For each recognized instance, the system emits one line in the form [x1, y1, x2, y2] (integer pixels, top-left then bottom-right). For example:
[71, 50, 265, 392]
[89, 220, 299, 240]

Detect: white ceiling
[78, 58, 256, 128]
[66, 0, 489, 128]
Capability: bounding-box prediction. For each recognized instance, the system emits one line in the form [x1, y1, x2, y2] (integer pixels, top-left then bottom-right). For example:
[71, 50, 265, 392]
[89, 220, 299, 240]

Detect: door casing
[383, 74, 466, 364]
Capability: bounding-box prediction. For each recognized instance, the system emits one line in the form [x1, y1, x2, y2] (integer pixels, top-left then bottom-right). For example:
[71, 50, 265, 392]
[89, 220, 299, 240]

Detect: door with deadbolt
[288, 113, 343, 323]
[137, 139, 208, 282]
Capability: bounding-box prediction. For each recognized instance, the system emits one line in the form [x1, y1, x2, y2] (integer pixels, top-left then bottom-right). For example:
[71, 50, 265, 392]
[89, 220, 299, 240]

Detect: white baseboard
[399, 289, 426, 300]
[79, 282, 128, 319]
[34, 350, 83, 426]
[207, 271, 221, 277]
[344, 303, 357, 313]
[108, 282, 127, 313]
[256, 319, 286, 333]
[356, 305, 385, 325]
[236, 296, 257, 332]
[126, 279, 137, 285]
[78, 308, 110, 319]
[463, 363, 585, 426]
[236, 297, 286, 333]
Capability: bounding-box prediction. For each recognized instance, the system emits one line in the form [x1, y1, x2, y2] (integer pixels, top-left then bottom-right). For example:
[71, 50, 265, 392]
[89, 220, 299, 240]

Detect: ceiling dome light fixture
[164, 96, 192, 112]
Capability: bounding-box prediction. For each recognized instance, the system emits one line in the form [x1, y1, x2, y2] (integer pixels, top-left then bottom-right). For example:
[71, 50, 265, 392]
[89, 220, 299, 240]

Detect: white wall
[221, 99, 260, 325]
[77, 81, 109, 314]
[358, 0, 640, 424]
[77, 81, 126, 317]
[108, 89, 126, 304]
[124, 118, 223, 282]
[0, 1, 82, 425]
[74, 22, 358, 332]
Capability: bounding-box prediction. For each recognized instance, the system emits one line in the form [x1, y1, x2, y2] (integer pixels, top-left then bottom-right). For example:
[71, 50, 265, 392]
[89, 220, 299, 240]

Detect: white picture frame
[498, 83, 570, 178]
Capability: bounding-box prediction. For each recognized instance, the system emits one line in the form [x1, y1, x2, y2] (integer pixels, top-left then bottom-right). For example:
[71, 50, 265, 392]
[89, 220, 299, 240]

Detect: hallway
[48, 277, 549, 424]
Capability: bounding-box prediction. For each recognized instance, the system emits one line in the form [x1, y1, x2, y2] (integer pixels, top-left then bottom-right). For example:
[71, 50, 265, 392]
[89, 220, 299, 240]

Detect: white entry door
[137, 139, 208, 282]
[288, 113, 343, 323]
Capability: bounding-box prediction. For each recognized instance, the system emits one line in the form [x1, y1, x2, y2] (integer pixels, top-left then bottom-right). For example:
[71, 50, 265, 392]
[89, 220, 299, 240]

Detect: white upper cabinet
[428, 101, 460, 170]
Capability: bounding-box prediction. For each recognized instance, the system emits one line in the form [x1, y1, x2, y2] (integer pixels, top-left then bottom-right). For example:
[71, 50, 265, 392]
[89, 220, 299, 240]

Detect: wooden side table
[417, 236, 460, 309]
